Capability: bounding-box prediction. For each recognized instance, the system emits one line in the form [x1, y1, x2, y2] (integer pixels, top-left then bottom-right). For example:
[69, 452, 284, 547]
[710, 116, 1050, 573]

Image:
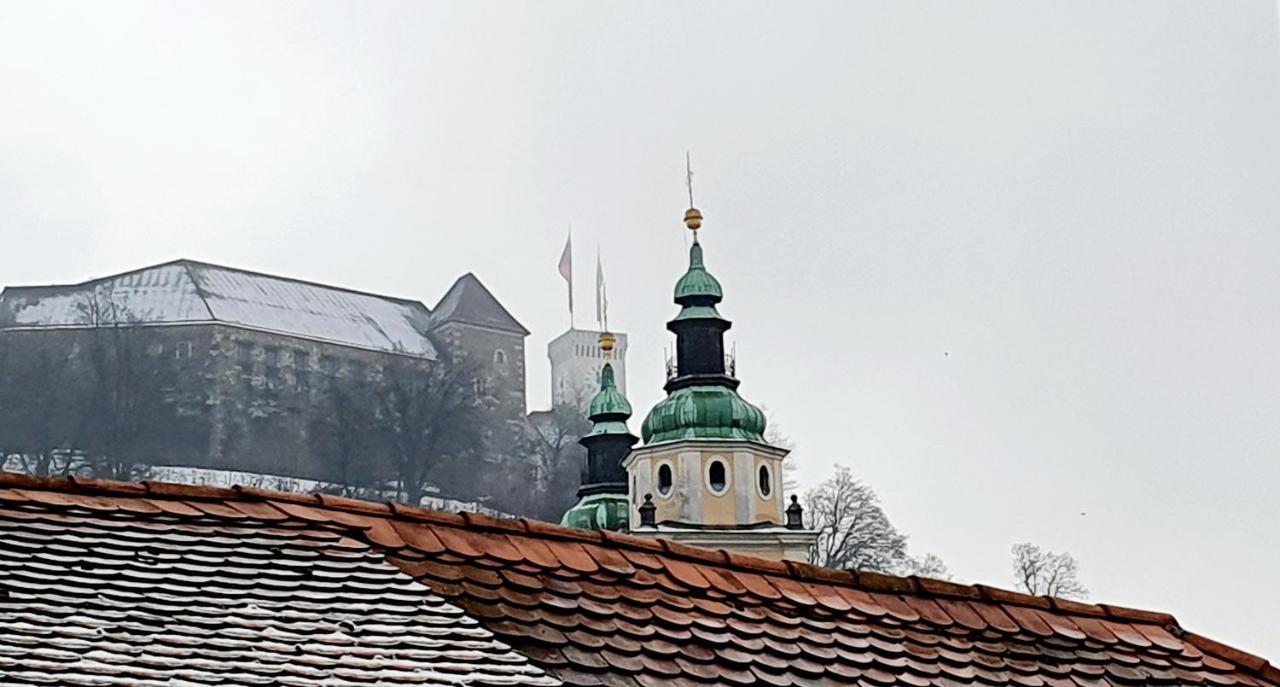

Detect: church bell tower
[622, 200, 816, 562]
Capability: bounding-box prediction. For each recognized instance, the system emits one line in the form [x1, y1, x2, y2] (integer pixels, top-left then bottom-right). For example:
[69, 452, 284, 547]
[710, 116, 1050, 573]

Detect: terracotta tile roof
[0, 471, 1274, 687]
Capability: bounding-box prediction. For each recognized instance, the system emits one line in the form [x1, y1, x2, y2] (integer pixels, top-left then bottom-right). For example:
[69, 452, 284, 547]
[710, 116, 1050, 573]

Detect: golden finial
[684, 152, 702, 232]
[598, 330, 617, 359]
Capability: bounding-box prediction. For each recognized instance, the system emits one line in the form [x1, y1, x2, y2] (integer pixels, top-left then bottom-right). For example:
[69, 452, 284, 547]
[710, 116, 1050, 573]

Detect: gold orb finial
[684, 207, 703, 231]
[598, 331, 617, 358]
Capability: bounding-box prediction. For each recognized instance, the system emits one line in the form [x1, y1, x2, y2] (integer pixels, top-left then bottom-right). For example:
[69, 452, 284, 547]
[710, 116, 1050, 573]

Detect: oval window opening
[708, 460, 727, 493]
[758, 465, 772, 497]
[657, 464, 673, 496]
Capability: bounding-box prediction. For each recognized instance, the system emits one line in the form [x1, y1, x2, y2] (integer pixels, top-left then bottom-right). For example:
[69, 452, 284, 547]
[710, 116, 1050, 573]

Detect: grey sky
[2, 0, 1278, 657]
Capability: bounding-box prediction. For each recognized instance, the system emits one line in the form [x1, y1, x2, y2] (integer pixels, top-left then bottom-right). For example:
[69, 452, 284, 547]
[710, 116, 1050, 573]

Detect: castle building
[547, 327, 628, 409]
[0, 260, 534, 508]
[562, 204, 817, 562]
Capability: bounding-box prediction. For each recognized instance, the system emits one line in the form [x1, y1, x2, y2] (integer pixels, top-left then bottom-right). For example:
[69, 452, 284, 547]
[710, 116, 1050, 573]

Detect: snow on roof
[0, 260, 438, 359]
[0, 489, 560, 686]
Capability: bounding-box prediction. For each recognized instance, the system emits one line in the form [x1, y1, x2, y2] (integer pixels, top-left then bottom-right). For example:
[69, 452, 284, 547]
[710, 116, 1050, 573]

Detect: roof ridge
[6, 468, 1275, 680]
[2, 258, 432, 310]
[170, 259, 431, 309]
[0, 258, 196, 292]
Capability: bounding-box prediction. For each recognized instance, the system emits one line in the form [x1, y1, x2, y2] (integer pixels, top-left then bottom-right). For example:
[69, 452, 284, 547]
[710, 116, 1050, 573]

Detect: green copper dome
[560, 493, 629, 531]
[674, 242, 722, 301]
[641, 384, 767, 444]
[588, 364, 631, 421]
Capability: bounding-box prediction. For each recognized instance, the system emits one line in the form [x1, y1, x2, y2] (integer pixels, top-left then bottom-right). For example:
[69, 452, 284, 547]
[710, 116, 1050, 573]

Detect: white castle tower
[548, 329, 628, 409]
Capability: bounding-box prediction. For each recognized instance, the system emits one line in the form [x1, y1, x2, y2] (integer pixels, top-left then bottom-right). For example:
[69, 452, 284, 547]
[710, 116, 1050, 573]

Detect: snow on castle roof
[0, 260, 439, 359]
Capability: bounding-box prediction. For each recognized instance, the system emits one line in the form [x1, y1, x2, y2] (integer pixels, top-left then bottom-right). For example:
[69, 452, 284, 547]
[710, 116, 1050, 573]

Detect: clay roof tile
[0, 471, 1272, 687]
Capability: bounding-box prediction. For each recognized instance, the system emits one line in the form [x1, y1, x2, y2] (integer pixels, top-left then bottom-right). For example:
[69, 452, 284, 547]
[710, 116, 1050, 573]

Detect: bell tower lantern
[623, 197, 816, 562]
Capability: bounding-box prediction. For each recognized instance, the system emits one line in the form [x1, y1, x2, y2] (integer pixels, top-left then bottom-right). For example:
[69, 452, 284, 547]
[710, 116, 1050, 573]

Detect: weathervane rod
[685, 151, 696, 208]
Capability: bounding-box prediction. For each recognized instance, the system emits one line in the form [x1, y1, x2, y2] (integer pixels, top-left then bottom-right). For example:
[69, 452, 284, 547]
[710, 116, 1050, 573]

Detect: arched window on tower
[657, 463, 673, 496]
[493, 349, 507, 366]
[708, 459, 728, 494]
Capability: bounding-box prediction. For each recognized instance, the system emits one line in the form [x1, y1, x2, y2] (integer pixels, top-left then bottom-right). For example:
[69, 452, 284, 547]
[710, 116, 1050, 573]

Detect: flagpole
[569, 224, 575, 330]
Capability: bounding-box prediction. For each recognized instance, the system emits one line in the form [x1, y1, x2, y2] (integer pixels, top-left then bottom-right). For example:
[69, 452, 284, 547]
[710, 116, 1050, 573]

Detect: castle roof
[431, 272, 530, 335]
[0, 259, 439, 359]
[0, 470, 1273, 687]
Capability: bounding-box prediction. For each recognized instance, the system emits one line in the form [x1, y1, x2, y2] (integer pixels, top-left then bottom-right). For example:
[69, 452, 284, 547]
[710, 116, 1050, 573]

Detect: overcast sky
[2, 0, 1279, 658]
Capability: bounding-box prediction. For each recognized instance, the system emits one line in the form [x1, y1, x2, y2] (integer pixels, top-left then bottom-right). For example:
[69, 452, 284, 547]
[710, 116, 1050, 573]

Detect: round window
[758, 465, 772, 497]
[657, 464, 673, 496]
[708, 459, 728, 494]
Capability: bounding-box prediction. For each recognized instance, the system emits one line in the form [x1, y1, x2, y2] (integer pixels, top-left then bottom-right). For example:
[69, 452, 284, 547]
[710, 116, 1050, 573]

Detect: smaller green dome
[641, 384, 767, 444]
[561, 493, 630, 531]
[674, 242, 722, 302]
[588, 364, 631, 420]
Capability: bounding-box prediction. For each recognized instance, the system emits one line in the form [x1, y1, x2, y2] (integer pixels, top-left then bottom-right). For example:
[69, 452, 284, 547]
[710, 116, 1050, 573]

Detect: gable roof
[0, 260, 439, 359]
[0, 470, 1274, 687]
[431, 273, 530, 335]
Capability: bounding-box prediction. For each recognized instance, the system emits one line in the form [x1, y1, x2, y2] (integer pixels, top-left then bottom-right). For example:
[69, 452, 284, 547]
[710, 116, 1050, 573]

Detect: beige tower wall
[625, 440, 789, 527]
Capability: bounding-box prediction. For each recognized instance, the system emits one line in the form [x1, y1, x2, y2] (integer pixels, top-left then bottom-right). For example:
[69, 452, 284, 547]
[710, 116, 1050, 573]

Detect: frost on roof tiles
[0, 260, 438, 359]
[0, 498, 559, 686]
[0, 470, 1275, 687]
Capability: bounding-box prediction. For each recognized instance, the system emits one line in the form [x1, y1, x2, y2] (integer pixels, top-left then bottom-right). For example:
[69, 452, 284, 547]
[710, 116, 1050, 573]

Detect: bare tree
[804, 465, 910, 572]
[76, 284, 156, 480]
[1011, 542, 1088, 599]
[373, 356, 485, 505]
[310, 381, 386, 495]
[518, 400, 592, 520]
[906, 553, 951, 580]
[762, 408, 799, 494]
[0, 331, 90, 477]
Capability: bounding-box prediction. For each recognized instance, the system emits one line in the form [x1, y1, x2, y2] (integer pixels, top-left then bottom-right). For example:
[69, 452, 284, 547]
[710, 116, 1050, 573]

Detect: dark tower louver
[576, 362, 636, 497]
[664, 219, 738, 393]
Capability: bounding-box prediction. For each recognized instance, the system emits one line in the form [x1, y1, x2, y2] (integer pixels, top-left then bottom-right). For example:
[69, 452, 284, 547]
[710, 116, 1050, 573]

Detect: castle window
[493, 349, 507, 366]
[294, 350, 310, 390]
[707, 459, 728, 495]
[758, 464, 772, 497]
[264, 347, 280, 382]
[236, 342, 254, 383]
[174, 341, 193, 359]
[657, 463, 673, 497]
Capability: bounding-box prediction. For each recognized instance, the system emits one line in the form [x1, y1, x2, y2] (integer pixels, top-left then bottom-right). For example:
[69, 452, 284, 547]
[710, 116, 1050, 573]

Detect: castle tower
[548, 328, 627, 410]
[560, 331, 636, 531]
[624, 204, 816, 562]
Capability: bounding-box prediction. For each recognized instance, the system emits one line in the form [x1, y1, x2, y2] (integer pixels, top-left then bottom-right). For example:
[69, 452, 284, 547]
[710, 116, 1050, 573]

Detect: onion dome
[561, 492, 630, 532]
[674, 242, 723, 302]
[586, 363, 631, 436]
[641, 385, 766, 443]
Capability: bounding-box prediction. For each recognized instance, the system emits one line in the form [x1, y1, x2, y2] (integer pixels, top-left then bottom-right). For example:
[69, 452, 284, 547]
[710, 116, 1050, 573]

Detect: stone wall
[0, 321, 556, 514]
